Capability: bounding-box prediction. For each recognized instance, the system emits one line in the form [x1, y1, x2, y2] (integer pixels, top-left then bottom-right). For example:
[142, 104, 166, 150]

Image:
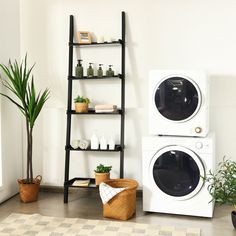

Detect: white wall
[0, 0, 22, 202]
[20, 0, 236, 186]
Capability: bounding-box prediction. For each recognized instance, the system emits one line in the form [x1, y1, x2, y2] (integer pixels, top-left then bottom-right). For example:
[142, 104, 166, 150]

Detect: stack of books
[72, 179, 90, 187]
[95, 104, 117, 113]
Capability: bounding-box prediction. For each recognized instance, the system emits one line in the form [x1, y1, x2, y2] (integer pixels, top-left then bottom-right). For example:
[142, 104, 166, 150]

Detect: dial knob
[195, 127, 202, 133]
[195, 142, 203, 149]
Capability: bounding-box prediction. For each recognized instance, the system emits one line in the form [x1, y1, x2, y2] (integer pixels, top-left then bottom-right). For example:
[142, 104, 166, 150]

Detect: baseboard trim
[40, 185, 142, 197]
[40, 185, 64, 193]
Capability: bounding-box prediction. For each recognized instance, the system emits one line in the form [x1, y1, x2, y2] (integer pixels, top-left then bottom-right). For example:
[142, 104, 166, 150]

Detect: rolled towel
[71, 139, 80, 149]
[95, 104, 117, 110]
[78, 139, 90, 150]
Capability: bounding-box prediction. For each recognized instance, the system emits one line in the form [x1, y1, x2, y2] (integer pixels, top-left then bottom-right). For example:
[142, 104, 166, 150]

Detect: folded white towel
[99, 182, 126, 204]
[95, 109, 116, 113]
[95, 104, 117, 110]
[78, 139, 90, 150]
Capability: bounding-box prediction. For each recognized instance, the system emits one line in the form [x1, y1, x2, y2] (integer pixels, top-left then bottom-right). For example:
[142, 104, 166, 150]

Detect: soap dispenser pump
[75, 59, 83, 78]
[106, 65, 114, 77]
[87, 63, 94, 77]
[97, 64, 103, 78]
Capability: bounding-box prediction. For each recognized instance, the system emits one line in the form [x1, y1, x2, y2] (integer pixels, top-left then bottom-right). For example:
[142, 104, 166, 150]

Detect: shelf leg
[64, 186, 69, 203]
[120, 11, 126, 178]
[64, 14, 74, 203]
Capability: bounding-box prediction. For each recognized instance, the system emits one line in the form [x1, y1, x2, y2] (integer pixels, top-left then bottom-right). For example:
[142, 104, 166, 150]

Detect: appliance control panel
[193, 140, 212, 153]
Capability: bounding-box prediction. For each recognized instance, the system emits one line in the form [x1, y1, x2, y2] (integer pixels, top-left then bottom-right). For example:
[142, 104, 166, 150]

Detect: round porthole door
[150, 145, 204, 200]
[153, 75, 201, 122]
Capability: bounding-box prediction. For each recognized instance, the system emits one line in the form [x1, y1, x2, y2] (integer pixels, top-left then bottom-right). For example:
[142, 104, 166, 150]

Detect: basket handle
[35, 175, 42, 183]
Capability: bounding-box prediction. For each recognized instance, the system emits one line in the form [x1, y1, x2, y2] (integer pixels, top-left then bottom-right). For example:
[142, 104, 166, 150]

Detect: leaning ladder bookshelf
[64, 12, 126, 203]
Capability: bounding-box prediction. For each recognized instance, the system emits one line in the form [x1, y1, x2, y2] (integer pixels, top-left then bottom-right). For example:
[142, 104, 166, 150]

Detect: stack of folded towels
[95, 104, 117, 113]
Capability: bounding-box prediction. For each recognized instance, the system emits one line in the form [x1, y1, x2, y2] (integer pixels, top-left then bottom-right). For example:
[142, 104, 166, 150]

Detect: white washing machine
[142, 133, 215, 217]
[149, 70, 209, 137]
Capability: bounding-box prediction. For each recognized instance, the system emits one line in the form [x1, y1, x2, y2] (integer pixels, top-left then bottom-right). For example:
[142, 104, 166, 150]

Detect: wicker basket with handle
[103, 179, 138, 220]
[17, 175, 42, 203]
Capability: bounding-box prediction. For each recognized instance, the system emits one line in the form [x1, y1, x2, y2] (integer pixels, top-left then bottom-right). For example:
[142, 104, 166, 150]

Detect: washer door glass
[154, 76, 200, 121]
[152, 148, 202, 197]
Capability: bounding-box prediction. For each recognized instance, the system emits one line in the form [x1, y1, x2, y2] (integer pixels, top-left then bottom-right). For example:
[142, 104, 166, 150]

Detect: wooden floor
[0, 190, 235, 236]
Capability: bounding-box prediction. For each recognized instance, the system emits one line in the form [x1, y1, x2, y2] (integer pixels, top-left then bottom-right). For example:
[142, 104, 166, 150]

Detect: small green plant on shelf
[94, 164, 112, 185]
[94, 164, 112, 173]
[74, 95, 90, 113]
[74, 95, 90, 104]
[203, 157, 236, 228]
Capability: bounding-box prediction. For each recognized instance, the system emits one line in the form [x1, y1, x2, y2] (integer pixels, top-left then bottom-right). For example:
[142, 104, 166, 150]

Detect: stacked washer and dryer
[142, 70, 215, 218]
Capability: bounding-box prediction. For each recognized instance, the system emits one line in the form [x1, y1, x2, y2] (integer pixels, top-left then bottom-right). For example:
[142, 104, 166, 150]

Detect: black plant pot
[231, 211, 236, 229]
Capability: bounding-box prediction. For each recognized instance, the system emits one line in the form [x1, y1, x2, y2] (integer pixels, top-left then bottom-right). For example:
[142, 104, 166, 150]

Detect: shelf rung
[65, 144, 122, 152]
[67, 109, 123, 115]
[68, 75, 122, 80]
[65, 177, 97, 188]
[69, 40, 123, 46]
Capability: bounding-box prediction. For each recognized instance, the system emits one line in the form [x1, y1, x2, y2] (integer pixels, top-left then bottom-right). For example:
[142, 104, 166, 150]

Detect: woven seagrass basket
[17, 175, 42, 203]
[75, 102, 88, 113]
[103, 179, 138, 220]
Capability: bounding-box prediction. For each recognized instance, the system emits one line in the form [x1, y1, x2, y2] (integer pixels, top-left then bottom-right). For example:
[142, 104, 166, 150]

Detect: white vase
[108, 138, 115, 150]
[100, 135, 107, 150]
[91, 133, 99, 149]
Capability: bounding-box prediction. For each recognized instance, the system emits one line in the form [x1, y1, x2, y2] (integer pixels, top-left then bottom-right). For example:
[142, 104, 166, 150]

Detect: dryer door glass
[152, 150, 200, 197]
[154, 77, 199, 121]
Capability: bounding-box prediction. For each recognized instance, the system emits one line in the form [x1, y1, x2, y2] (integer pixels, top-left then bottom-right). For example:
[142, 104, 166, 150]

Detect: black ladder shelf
[64, 12, 126, 203]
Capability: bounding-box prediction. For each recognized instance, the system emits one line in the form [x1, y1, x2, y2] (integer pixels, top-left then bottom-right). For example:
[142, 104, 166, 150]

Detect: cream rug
[0, 213, 201, 236]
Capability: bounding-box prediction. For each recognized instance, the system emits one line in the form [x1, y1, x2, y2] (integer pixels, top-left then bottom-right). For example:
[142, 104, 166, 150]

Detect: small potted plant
[203, 158, 236, 229]
[94, 164, 112, 185]
[74, 95, 90, 113]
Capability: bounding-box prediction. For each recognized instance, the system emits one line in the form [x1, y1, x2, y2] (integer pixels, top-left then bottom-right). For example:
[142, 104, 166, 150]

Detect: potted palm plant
[203, 158, 236, 229]
[0, 55, 49, 203]
[74, 95, 90, 113]
[94, 164, 112, 185]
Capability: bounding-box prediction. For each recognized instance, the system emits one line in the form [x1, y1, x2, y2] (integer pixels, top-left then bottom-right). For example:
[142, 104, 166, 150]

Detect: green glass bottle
[97, 64, 103, 78]
[75, 59, 83, 78]
[87, 63, 94, 77]
[106, 65, 114, 77]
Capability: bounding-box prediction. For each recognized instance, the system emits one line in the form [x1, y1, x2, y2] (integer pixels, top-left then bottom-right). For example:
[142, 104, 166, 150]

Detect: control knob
[195, 142, 203, 149]
[195, 127, 202, 133]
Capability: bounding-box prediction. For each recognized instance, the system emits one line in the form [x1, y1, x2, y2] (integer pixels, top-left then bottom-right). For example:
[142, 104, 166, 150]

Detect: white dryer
[149, 70, 209, 137]
[142, 133, 215, 217]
